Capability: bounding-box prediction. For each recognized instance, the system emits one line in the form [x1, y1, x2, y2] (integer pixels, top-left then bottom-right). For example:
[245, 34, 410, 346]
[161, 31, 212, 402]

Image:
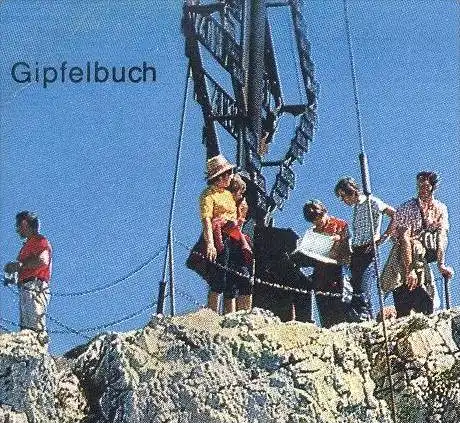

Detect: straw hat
[206, 154, 235, 181]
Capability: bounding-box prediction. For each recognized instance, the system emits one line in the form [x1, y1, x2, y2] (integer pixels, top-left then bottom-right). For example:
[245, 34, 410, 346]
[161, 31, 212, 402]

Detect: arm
[4, 249, 50, 274]
[23, 249, 50, 269]
[375, 206, 395, 246]
[436, 204, 454, 279]
[399, 226, 418, 290]
[202, 217, 217, 262]
[237, 198, 248, 227]
[200, 190, 218, 262]
[328, 221, 351, 264]
[437, 229, 454, 279]
[335, 226, 352, 264]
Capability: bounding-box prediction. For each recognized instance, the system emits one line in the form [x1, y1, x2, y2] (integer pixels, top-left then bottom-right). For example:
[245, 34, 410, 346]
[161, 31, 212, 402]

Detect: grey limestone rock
[1, 308, 460, 422]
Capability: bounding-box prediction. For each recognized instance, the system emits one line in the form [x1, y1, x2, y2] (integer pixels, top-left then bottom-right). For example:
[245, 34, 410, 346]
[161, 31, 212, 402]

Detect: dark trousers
[349, 246, 375, 321]
[316, 296, 348, 328]
[293, 292, 313, 323]
[393, 285, 433, 318]
[214, 238, 251, 299]
[313, 263, 347, 328]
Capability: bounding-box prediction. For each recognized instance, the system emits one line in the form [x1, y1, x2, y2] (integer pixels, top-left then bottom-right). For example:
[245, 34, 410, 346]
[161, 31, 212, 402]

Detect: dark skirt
[186, 234, 252, 299]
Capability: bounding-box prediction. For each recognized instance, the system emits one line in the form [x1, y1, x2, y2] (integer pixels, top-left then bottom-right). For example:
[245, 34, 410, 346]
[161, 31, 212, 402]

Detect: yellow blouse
[199, 185, 237, 222]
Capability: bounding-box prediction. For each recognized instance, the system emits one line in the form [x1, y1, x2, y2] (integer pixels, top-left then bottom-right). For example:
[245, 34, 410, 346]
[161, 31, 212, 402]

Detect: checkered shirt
[352, 195, 389, 247]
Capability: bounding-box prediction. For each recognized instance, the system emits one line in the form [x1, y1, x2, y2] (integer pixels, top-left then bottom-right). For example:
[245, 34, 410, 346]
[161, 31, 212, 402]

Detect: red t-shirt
[17, 235, 52, 282]
[314, 216, 348, 238]
[312, 216, 349, 291]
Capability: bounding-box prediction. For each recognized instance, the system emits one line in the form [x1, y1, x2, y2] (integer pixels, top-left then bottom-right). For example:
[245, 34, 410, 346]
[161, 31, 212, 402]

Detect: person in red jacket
[303, 200, 351, 327]
[4, 211, 52, 342]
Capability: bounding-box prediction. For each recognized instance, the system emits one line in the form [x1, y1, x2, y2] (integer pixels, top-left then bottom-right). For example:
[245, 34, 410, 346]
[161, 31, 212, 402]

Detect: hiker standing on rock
[381, 171, 454, 317]
[3, 211, 52, 344]
[187, 155, 252, 314]
[334, 177, 395, 322]
[302, 200, 352, 327]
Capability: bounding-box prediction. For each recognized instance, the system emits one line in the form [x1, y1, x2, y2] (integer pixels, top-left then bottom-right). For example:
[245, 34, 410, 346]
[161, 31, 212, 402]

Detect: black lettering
[69, 67, 83, 83]
[142, 62, 156, 82]
[60, 61, 67, 82]
[11, 62, 31, 83]
[128, 66, 142, 83]
[86, 62, 91, 82]
[112, 66, 126, 83]
[43, 67, 57, 88]
[95, 61, 108, 82]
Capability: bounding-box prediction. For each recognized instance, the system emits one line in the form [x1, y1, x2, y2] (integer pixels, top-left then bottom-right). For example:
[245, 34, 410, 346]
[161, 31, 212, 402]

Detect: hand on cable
[4, 261, 21, 273]
[438, 264, 454, 279]
[364, 244, 374, 254]
[405, 269, 419, 291]
[206, 244, 217, 262]
[375, 234, 388, 247]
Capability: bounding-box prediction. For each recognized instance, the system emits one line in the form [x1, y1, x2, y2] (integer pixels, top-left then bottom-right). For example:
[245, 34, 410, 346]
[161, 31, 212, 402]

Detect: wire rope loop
[53, 246, 165, 298]
[3, 283, 158, 338]
[64, 302, 157, 334]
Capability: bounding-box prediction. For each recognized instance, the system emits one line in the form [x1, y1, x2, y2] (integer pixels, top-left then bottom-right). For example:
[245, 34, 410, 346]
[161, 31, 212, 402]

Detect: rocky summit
[1, 308, 460, 423]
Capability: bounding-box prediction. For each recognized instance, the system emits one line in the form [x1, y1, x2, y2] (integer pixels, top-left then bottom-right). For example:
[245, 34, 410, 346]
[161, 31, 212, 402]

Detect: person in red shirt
[4, 211, 52, 342]
[303, 200, 351, 328]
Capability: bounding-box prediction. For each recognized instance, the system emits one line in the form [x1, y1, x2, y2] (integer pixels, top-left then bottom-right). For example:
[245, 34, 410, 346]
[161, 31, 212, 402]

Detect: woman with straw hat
[187, 154, 252, 314]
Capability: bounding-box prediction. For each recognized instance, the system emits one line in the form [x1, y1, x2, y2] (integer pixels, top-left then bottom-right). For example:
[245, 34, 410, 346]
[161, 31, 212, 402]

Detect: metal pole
[343, 1, 397, 421]
[310, 288, 315, 324]
[156, 65, 191, 315]
[361, 150, 397, 423]
[444, 275, 451, 310]
[246, 0, 266, 141]
[168, 228, 176, 316]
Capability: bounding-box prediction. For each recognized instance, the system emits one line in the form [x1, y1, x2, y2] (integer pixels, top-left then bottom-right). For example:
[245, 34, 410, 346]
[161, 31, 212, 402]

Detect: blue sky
[1, 0, 458, 355]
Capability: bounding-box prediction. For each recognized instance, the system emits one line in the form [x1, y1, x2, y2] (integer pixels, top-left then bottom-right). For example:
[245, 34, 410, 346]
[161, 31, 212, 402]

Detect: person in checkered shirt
[335, 177, 395, 322]
[382, 171, 454, 317]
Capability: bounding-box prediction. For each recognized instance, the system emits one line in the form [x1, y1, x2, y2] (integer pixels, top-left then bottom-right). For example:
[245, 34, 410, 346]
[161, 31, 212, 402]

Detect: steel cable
[3, 283, 156, 337]
[53, 246, 166, 297]
[175, 287, 205, 309]
[176, 238, 354, 298]
[157, 64, 191, 315]
[48, 302, 157, 334]
[2, 246, 165, 299]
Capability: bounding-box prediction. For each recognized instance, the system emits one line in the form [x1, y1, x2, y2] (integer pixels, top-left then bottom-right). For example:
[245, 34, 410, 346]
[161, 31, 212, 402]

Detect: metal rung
[189, 13, 245, 85]
[287, 141, 304, 164]
[294, 128, 311, 151]
[271, 189, 286, 210]
[273, 175, 290, 199]
[280, 165, 295, 189]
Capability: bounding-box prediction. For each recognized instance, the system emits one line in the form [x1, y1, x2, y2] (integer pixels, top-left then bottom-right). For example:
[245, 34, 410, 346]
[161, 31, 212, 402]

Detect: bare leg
[223, 298, 236, 314]
[236, 294, 252, 311]
[207, 291, 221, 314]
